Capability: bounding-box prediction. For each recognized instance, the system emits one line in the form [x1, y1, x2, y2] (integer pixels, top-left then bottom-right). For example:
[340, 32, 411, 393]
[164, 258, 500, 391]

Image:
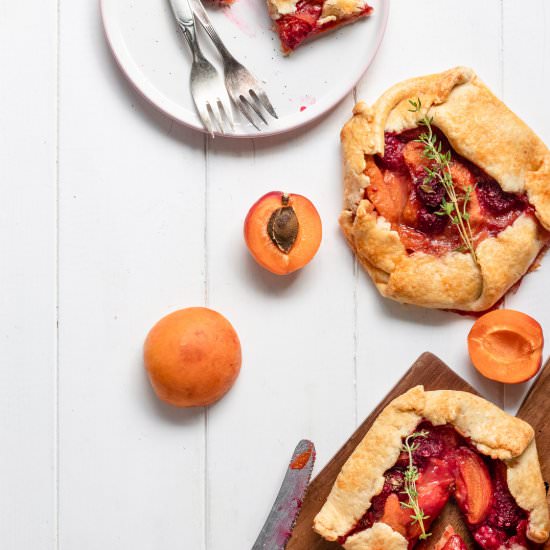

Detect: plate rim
[99, 0, 390, 138]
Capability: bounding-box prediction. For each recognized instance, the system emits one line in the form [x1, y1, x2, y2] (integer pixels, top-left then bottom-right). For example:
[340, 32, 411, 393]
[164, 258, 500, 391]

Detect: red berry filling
[275, 0, 373, 51]
[276, 0, 322, 51]
[441, 534, 469, 550]
[365, 128, 535, 256]
[341, 422, 534, 549]
[434, 526, 469, 550]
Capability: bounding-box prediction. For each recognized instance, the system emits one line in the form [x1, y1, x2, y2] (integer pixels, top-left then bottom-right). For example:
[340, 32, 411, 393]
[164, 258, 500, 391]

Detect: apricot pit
[267, 195, 299, 253]
[244, 191, 322, 275]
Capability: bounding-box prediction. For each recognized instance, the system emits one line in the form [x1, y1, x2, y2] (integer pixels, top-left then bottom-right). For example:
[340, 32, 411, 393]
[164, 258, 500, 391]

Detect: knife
[252, 440, 316, 550]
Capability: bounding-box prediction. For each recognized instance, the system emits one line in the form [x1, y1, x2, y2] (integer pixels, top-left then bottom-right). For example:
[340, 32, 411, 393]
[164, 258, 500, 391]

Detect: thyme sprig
[408, 98, 478, 265]
[400, 430, 431, 540]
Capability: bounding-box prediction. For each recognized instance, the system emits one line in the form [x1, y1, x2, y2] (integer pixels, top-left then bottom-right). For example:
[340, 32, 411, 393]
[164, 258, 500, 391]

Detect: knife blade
[252, 440, 316, 550]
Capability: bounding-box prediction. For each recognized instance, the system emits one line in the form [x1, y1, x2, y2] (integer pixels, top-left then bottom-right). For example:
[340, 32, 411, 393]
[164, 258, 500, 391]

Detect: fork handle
[188, 0, 235, 62]
[177, 19, 204, 63]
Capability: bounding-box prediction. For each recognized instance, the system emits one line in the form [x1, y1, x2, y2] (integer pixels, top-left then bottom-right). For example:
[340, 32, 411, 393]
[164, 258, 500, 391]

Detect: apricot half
[244, 191, 322, 275]
[144, 307, 241, 408]
[468, 309, 543, 384]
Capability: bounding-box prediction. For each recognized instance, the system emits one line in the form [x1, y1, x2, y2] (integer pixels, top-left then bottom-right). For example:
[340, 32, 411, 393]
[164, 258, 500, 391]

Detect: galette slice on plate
[266, 0, 373, 53]
[340, 66, 550, 312]
[313, 386, 550, 549]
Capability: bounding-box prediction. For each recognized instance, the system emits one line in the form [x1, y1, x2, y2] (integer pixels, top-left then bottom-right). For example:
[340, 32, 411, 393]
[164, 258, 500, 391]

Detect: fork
[188, 0, 278, 130]
[169, 0, 234, 136]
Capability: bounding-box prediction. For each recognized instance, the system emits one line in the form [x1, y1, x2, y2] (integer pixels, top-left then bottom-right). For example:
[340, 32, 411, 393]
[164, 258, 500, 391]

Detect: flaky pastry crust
[340, 67, 550, 311]
[313, 386, 549, 548]
[267, 0, 367, 19]
[344, 523, 407, 550]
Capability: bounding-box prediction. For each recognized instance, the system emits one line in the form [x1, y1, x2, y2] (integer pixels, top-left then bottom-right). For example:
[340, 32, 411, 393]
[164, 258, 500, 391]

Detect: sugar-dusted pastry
[340, 67, 550, 311]
[314, 386, 550, 549]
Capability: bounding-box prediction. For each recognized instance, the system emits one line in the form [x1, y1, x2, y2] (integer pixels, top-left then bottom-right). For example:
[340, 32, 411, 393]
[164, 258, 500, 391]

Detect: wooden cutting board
[516, 360, 550, 550]
[287, 352, 550, 550]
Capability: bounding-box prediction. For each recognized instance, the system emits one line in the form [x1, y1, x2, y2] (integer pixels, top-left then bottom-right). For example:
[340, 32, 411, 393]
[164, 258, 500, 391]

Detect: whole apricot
[244, 191, 322, 275]
[144, 307, 241, 407]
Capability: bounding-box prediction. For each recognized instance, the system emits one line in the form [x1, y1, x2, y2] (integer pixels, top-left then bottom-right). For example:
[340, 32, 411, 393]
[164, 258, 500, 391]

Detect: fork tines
[198, 98, 234, 136]
[223, 59, 278, 132]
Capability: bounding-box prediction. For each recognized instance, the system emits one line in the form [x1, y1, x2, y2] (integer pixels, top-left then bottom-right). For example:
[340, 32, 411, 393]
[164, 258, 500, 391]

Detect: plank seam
[55, 0, 61, 548]
[203, 134, 210, 550]
[500, 0, 506, 412]
[351, 86, 358, 427]
[353, 259, 358, 428]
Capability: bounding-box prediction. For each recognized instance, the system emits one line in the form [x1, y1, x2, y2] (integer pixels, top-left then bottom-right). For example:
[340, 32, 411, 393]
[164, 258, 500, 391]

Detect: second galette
[340, 67, 550, 312]
[314, 386, 550, 549]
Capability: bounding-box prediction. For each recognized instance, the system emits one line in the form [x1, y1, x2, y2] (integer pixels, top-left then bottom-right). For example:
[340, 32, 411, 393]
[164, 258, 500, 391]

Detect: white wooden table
[2, 1, 550, 548]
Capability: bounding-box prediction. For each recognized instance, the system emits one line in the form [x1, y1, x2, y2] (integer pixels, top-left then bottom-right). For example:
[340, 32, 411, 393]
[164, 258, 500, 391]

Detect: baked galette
[340, 67, 550, 312]
[314, 386, 550, 549]
[266, 0, 373, 53]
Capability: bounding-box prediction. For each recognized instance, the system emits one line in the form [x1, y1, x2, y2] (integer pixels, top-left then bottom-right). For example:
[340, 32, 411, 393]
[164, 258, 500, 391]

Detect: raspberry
[379, 133, 407, 172]
[416, 179, 445, 209]
[417, 208, 448, 234]
[477, 179, 525, 216]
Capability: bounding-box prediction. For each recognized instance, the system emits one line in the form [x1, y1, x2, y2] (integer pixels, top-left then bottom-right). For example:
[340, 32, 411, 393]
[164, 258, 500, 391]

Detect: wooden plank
[353, 0, 506, 421]
[205, 98, 358, 549]
[357, 0, 502, 102]
[501, 0, 550, 412]
[287, 352, 476, 550]
[57, 1, 207, 548]
[0, 2, 58, 548]
[516, 357, 550, 526]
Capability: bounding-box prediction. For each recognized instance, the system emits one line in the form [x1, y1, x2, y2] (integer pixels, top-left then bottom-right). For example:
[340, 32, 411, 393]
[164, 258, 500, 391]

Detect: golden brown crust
[341, 67, 550, 311]
[506, 440, 550, 543]
[266, 0, 368, 22]
[313, 386, 548, 547]
[343, 523, 407, 550]
[315, 387, 424, 541]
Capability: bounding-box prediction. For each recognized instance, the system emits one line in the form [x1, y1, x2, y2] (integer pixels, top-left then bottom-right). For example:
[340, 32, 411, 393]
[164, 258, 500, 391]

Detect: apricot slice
[449, 160, 476, 192]
[407, 458, 454, 539]
[366, 166, 409, 224]
[454, 447, 493, 525]
[144, 307, 241, 408]
[403, 140, 428, 174]
[379, 493, 410, 536]
[244, 191, 322, 275]
[468, 309, 544, 384]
